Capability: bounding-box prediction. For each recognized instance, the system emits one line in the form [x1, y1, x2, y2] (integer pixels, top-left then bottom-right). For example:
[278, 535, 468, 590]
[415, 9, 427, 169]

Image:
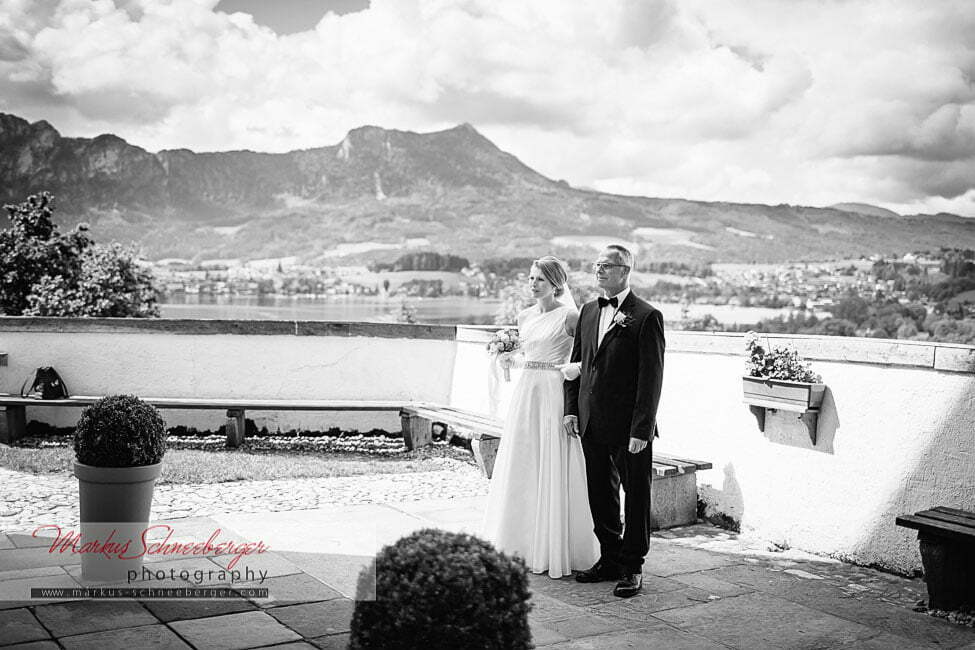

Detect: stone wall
[0, 318, 456, 433]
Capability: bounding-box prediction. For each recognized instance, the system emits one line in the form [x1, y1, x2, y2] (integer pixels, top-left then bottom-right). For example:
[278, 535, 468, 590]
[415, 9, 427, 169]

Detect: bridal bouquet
[487, 328, 520, 381]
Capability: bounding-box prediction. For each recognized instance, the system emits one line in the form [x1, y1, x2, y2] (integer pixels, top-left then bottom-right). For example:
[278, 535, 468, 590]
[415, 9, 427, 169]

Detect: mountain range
[1, 111, 973, 265]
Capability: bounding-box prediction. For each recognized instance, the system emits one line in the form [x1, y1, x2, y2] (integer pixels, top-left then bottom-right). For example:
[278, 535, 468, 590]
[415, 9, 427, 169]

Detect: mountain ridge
[1, 111, 973, 264]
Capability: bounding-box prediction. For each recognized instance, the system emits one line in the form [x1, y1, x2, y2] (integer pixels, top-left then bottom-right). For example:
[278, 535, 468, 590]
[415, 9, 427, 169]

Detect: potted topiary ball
[349, 528, 533, 650]
[73, 394, 167, 581]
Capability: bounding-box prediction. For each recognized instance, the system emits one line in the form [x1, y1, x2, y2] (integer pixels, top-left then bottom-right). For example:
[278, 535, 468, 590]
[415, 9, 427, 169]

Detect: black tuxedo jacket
[563, 291, 665, 446]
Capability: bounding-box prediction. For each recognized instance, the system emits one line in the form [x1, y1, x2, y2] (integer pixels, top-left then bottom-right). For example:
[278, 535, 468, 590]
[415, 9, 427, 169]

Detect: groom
[563, 244, 665, 598]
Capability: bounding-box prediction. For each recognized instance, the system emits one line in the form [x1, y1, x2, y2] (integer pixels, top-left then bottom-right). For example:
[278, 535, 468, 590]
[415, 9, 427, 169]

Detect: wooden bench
[896, 506, 975, 611]
[398, 404, 713, 530]
[0, 394, 407, 447]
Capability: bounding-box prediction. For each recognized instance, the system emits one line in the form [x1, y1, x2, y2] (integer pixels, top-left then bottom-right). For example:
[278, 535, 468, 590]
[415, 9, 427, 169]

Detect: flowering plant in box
[487, 328, 520, 381]
[745, 332, 821, 383]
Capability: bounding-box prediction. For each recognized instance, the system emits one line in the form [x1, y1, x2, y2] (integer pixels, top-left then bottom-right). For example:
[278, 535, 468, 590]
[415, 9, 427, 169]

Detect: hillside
[2, 112, 973, 263]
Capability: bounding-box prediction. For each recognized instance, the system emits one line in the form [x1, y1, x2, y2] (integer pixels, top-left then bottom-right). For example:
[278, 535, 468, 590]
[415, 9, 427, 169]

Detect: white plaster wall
[655, 335, 975, 574]
[0, 329, 456, 433]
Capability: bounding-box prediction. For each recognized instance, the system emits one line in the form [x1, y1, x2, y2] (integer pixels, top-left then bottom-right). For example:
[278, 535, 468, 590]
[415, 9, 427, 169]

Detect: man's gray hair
[605, 244, 634, 269]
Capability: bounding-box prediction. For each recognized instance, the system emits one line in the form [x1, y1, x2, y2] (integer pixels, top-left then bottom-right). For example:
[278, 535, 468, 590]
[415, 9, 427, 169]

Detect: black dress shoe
[613, 573, 643, 598]
[575, 561, 621, 583]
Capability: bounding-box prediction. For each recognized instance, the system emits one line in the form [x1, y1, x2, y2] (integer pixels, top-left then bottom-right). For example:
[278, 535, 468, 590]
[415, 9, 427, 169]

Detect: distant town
[147, 248, 975, 342]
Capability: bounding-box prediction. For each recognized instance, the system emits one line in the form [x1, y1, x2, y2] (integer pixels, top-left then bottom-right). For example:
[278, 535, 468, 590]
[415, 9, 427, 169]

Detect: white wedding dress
[482, 305, 599, 578]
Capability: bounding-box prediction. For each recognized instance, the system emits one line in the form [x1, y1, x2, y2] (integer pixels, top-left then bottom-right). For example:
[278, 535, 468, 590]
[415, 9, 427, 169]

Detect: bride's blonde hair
[532, 256, 568, 297]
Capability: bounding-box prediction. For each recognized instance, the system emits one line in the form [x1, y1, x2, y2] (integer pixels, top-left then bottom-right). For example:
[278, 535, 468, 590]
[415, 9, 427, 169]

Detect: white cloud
[0, 0, 973, 216]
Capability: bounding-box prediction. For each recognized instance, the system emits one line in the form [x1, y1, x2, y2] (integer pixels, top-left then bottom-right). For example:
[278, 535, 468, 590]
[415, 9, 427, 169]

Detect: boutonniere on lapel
[611, 311, 634, 329]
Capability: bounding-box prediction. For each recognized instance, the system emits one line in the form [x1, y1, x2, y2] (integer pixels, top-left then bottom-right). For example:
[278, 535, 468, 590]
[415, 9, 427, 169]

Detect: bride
[482, 256, 599, 578]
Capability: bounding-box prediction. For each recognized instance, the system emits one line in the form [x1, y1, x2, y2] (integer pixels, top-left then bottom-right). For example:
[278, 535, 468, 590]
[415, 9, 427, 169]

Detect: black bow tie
[598, 296, 618, 309]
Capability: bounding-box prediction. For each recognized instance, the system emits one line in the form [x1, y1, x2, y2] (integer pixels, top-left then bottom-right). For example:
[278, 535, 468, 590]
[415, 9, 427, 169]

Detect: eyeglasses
[591, 263, 629, 272]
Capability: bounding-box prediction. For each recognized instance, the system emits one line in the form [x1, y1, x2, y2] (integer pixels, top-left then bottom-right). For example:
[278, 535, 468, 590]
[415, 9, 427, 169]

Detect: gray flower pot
[74, 461, 162, 582]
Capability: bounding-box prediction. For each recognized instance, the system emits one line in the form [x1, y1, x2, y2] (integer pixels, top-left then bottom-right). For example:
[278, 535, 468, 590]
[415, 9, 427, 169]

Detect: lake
[159, 294, 802, 327]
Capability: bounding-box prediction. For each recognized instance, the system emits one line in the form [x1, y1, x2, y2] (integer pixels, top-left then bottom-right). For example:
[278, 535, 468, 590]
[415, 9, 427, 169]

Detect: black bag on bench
[21, 367, 69, 399]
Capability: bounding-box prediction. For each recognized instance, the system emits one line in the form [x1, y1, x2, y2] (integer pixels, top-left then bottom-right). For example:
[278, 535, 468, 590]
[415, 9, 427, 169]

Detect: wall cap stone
[669, 331, 975, 373]
[0, 317, 456, 340]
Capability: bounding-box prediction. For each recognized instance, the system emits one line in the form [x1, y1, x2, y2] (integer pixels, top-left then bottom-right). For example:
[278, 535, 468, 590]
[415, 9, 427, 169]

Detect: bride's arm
[559, 308, 582, 380]
[563, 308, 580, 338]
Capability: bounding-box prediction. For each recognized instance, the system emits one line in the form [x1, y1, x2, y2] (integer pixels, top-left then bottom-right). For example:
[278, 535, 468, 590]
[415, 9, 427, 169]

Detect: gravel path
[0, 462, 489, 532]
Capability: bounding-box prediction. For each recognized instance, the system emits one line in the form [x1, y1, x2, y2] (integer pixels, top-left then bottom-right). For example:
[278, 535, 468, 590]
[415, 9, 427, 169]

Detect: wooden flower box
[742, 376, 826, 443]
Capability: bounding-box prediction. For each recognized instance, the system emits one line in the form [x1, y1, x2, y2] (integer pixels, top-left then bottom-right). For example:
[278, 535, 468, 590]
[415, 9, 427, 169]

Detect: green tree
[0, 193, 90, 315]
[0, 192, 159, 317]
[26, 243, 159, 317]
[828, 295, 871, 324]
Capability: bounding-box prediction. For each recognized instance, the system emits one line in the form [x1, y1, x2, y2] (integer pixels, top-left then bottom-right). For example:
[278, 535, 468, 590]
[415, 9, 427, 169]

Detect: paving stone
[527, 592, 588, 623]
[530, 619, 570, 646]
[0, 642, 61, 650]
[0, 534, 15, 550]
[527, 574, 626, 607]
[5, 532, 65, 550]
[670, 571, 756, 598]
[169, 610, 302, 650]
[547, 612, 650, 638]
[701, 563, 841, 598]
[841, 631, 947, 649]
[788, 589, 975, 648]
[0, 608, 50, 645]
[587, 586, 718, 619]
[0, 566, 70, 581]
[277, 550, 373, 600]
[643, 542, 744, 577]
[238, 573, 343, 608]
[139, 595, 258, 622]
[210, 550, 304, 579]
[267, 599, 355, 637]
[32, 601, 158, 637]
[308, 633, 351, 649]
[653, 591, 885, 649]
[59, 623, 192, 650]
[546, 627, 728, 649]
[253, 643, 319, 650]
[0, 546, 82, 572]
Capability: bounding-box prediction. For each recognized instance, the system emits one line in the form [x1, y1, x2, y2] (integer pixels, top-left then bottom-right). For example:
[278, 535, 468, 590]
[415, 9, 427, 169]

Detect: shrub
[349, 528, 533, 650]
[0, 192, 159, 317]
[745, 331, 822, 383]
[74, 395, 167, 467]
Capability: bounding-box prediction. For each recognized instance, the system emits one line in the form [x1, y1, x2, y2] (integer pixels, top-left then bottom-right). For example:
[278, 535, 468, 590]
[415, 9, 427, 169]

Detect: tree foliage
[0, 192, 159, 317]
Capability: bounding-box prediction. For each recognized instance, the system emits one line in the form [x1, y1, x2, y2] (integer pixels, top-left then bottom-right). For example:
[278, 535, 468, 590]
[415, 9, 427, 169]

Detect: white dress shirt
[597, 287, 630, 347]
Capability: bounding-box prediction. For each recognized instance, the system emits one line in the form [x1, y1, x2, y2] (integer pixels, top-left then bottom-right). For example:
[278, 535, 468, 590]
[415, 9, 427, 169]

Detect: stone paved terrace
[1, 495, 974, 649]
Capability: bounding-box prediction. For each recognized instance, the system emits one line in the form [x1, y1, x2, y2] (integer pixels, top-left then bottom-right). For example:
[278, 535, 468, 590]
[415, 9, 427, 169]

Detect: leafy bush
[349, 528, 532, 650]
[74, 395, 167, 467]
[0, 192, 159, 317]
[26, 242, 159, 317]
[745, 332, 822, 383]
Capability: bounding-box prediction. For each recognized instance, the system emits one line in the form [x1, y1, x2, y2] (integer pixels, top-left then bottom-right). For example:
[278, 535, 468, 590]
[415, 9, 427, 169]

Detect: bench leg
[0, 406, 26, 444]
[919, 534, 975, 611]
[225, 409, 246, 448]
[471, 434, 500, 479]
[400, 412, 432, 451]
[649, 471, 698, 530]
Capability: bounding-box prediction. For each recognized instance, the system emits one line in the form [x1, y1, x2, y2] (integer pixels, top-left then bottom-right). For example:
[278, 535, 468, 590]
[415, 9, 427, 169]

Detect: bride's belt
[523, 361, 561, 371]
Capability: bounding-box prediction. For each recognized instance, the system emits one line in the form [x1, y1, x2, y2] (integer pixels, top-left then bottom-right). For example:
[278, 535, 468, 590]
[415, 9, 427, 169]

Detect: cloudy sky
[1, 0, 973, 216]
